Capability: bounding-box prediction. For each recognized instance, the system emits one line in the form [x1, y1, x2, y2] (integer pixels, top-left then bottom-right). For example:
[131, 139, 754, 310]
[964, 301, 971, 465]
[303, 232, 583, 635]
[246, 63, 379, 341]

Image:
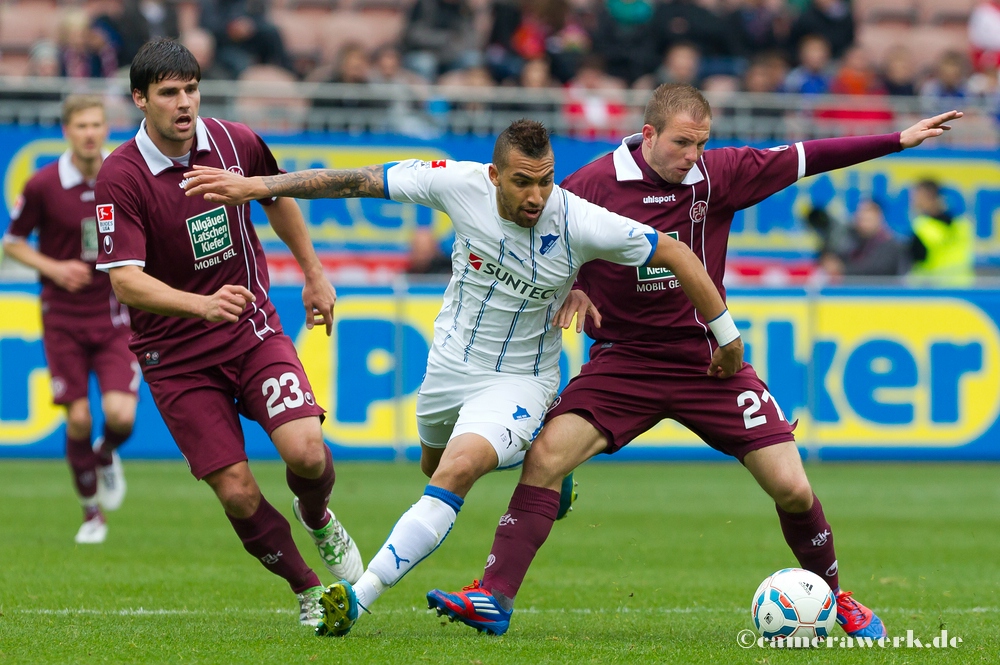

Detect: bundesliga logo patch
[96, 204, 115, 233]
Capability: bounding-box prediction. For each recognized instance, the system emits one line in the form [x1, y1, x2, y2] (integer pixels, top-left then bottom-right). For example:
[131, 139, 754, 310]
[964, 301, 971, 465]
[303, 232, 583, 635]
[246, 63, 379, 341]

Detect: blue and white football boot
[427, 580, 512, 636]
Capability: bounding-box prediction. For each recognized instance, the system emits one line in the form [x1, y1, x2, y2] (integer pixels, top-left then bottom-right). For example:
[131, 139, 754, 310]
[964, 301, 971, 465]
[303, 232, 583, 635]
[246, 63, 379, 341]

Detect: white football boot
[293, 498, 364, 584]
[96, 446, 127, 511]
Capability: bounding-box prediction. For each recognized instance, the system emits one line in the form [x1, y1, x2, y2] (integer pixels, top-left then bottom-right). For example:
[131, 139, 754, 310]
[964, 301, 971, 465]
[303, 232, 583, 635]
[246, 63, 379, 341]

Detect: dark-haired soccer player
[182, 118, 743, 636]
[3, 96, 137, 544]
[428, 84, 962, 639]
[93, 38, 362, 626]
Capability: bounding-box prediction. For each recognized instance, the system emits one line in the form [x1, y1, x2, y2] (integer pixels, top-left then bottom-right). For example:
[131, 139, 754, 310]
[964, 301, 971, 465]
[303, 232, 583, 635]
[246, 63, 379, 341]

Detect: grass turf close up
[1, 460, 998, 664]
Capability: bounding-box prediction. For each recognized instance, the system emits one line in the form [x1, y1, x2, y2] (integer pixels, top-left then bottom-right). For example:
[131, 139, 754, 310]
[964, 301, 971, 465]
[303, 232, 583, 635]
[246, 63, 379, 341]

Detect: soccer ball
[751, 568, 837, 642]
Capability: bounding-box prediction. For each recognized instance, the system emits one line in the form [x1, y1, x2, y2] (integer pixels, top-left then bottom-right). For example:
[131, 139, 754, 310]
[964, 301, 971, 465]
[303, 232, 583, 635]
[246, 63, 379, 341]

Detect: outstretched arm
[733, 110, 965, 210]
[182, 164, 386, 205]
[802, 110, 963, 176]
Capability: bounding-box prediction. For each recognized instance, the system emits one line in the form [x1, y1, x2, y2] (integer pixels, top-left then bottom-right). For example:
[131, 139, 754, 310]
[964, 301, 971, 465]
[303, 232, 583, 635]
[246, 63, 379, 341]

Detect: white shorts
[416, 350, 559, 469]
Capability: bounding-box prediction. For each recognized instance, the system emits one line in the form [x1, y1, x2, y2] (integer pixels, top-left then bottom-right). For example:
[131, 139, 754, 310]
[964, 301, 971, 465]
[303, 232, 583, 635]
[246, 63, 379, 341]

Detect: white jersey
[386, 159, 658, 376]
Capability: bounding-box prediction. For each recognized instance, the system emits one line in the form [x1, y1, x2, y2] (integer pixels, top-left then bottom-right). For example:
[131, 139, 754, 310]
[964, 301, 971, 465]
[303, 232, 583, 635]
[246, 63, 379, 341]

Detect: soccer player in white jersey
[183, 119, 744, 637]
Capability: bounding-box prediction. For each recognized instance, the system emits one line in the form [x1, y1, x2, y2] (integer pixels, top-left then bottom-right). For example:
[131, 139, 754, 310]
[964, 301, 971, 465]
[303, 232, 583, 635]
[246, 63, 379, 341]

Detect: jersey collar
[612, 133, 704, 185]
[135, 117, 211, 175]
[58, 149, 110, 189]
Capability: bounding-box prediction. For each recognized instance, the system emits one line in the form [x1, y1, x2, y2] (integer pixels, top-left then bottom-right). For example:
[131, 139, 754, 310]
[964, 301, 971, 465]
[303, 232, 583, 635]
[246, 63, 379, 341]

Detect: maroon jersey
[561, 132, 902, 368]
[4, 152, 126, 328]
[95, 117, 282, 378]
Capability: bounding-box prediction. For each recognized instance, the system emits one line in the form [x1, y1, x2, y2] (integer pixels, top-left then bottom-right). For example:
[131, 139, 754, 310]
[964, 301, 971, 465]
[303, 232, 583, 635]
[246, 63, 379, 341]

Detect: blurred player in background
[93, 39, 362, 626]
[2, 95, 137, 545]
[182, 118, 743, 637]
[429, 84, 963, 639]
[909, 178, 975, 285]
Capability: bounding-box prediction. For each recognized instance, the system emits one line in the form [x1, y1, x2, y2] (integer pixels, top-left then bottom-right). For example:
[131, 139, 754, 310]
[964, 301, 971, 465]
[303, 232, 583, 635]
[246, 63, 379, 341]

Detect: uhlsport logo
[644, 194, 677, 204]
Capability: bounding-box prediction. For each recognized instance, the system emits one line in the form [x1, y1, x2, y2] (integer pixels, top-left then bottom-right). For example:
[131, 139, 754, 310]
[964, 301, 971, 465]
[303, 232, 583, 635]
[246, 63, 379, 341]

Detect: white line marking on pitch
[13, 607, 1000, 617]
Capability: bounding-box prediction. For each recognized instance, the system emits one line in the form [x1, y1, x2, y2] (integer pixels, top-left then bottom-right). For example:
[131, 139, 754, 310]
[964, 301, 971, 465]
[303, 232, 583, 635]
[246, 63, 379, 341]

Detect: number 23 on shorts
[262, 371, 312, 419]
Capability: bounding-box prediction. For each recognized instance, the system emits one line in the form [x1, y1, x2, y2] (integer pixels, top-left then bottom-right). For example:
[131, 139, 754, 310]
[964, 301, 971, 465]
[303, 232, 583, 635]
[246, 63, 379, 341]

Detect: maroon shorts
[546, 356, 795, 463]
[42, 322, 139, 405]
[145, 334, 325, 480]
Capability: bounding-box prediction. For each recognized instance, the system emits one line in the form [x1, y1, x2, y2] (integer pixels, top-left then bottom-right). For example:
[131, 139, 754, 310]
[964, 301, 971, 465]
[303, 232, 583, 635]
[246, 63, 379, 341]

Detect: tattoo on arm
[261, 165, 385, 199]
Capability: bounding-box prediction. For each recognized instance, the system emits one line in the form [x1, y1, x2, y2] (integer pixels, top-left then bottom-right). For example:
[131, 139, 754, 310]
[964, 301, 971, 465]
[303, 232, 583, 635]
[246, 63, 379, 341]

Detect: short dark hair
[493, 119, 552, 171]
[916, 179, 941, 198]
[643, 83, 712, 134]
[130, 38, 200, 97]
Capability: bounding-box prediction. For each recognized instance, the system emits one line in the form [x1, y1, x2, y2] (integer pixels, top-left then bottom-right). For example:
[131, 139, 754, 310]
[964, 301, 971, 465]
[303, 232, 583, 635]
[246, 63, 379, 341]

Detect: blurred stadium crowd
[0, 0, 998, 141]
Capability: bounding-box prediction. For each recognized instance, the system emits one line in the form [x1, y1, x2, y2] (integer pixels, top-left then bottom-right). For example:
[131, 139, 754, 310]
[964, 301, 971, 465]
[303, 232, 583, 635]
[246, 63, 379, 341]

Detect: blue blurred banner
[3, 127, 1000, 263]
[2, 282, 999, 461]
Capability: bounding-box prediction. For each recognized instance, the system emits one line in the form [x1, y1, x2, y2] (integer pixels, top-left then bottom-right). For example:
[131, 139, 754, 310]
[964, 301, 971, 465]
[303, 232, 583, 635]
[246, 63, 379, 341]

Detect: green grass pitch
[1, 460, 998, 664]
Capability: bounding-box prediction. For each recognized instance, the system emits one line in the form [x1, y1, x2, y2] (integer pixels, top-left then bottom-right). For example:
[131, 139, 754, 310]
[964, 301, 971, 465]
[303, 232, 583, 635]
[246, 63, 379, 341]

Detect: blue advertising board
[2, 282, 998, 461]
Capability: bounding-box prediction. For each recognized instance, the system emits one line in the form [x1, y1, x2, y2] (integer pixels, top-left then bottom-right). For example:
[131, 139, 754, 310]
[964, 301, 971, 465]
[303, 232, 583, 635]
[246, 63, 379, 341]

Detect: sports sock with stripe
[358, 485, 463, 608]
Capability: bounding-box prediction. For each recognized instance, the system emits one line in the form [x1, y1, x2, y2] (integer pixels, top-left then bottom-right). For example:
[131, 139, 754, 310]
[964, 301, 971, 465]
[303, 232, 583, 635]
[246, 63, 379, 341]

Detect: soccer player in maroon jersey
[92, 39, 362, 626]
[3, 96, 138, 545]
[427, 84, 963, 638]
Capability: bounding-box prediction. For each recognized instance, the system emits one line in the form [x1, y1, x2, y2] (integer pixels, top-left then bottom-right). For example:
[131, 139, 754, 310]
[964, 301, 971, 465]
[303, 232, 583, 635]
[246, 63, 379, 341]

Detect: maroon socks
[776, 493, 840, 591]
[227, 497, 321, 593]
[95, 425, 132, 466]
[482, 483, 561, 604]
[66, 434, 98, 501]
[286, 446, 336, 530]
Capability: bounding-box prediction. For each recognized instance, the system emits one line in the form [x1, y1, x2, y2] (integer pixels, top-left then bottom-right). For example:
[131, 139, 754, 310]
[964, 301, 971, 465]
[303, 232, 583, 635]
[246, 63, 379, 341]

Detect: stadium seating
[235, 64, 309, 131]
[0, 1, 56, 56]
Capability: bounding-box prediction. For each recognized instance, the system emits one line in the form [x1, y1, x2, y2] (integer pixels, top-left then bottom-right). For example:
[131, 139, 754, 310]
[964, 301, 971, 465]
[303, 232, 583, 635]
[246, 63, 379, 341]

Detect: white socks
[354, 487, 464, 609]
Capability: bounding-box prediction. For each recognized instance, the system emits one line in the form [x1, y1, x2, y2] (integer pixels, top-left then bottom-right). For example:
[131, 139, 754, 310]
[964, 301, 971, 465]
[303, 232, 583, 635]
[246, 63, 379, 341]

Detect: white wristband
[708, 309, 740, 346]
